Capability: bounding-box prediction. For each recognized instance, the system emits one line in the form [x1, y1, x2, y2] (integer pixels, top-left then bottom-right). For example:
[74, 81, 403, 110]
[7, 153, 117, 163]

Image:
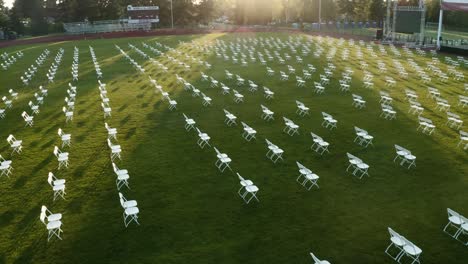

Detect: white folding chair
[223, 109, 237, 126]
[295, 100, 310, 116]
[398, 236, 422, 264]
[2, 96, 12, 108]
[457, 131, 468, 149]
[310, 132, 330, 155]
[265, 139, 284, 163]
[214, 147, 232, 172]
[385, 227, 406, 261]
[29, 101, 39, 114]
[101, 102, 112, 118]
[260, 105, 274, 121]
[237, 173, 259, 204]
[182, 113, 196, 131]
[241, 122, 257, 141]
[9, 89, 18, 99]
[107, 139, 122, 161]
[435, 97, 451, 112]
[113, 162, 130, 190]
[119, 193, 140, 227]
[393, 145, 416, 169]
[40, 206, 63, 241]
[22, 111, 34, 126]
[0, 154, 13, 178]
[380, 104, 396, 120]
[201, 93, 212, 107]
[379, 91, 393, 105]
[443, 208, 464, 240]
[352, 94, 366, 109]
[263, 87, 274, 99]
[353, 127, 374, 147]
[6, 134, 22, 154]
[417, 116, 436, 135]
[321, 112, 337, 130]
[310, 252, 330, 264]
[408, 101, 424, 116]
[446, 112, 463, 129]
[196, 128, 211, 148]
[346, 153, 369, 179]
[53, 146, 69, 169]
[283, 117, 300, 136]
[62, 107, 73, 123]
[233, 89, 244, 103]
[105, 123, 117, 140]
[296, 162, 319, 190]
[47, 172, 66, 201]
[167, 96, 177, 110]
[57, 128, 71, 147]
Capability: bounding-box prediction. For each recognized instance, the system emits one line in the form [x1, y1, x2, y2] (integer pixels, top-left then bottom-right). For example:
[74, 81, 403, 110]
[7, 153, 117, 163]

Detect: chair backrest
[460, 131, 468, 137]
[447, 208, 461, 221]
[7, 134, 14, 143]
[39, 211, 47, 224]
[213, 147, 221, 156]
[265, 139, 273, 146]
[388, 227, 401, 240]
[58, 128, 63, 136]
[236, 173, 245, 182]
[310, 132, 321, 140]
[309, 252, 322, 264]
[112, 162, 119, 172]
[346, 152, 360, 162]
[62, 106, 67, 113]
[53, 146, 59, 156]
[47, 173, 54, 185]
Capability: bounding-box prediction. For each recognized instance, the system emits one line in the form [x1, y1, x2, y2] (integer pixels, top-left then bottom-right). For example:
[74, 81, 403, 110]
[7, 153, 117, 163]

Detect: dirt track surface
[0, 27, 377, 49]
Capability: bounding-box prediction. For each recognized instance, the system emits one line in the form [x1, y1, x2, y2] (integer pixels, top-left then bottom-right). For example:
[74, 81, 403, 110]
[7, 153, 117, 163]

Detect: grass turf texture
[0, 32, 467, 264]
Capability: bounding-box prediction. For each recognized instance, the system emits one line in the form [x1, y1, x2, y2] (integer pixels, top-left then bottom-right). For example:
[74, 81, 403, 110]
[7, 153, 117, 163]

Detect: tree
[368, 0, 384, 22]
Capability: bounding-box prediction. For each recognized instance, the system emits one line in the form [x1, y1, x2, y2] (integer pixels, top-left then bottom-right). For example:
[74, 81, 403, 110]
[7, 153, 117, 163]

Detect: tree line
[0, 0, 466, 37]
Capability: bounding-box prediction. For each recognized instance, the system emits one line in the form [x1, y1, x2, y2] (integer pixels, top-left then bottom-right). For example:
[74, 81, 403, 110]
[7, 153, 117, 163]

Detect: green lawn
[0, 32, 467, 264]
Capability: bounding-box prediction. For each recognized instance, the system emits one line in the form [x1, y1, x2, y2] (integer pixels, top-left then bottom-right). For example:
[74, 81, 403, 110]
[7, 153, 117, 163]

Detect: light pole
[170, 0, 174, 28]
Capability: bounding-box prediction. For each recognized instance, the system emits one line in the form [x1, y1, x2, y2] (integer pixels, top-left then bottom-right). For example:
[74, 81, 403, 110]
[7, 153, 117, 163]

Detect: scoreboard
[127, 5, 160, 23]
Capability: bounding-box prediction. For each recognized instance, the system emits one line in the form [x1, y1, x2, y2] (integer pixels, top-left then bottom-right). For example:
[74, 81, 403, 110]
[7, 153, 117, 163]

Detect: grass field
[0, 32, 467, 264]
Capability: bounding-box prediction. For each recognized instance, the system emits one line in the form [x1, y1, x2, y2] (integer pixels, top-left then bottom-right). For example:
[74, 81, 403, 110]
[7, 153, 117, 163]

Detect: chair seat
[117, 173, 130, 180]
[47, 220, 62, 230]
[318, 141, 329, 147]
[52, 184, 65, 191]
[227, 114, 236, 119]
[219, 157, 231, 163]
[61, 135, 71, 140]
[123, 200, 137, 208]
[125, 206, 139, 215]
[349, 159, 360, 165]
[245, 185, 259, 192]
[240, 180, 253, 187]
[449, 216, 464, 225]
[396, 151, 408, 156]
[186, 119, 195, 125]
[54, 179, 66, 185]
[391, 236, 406, 247]
[46, 213, 62, 222]
[403, 245, 422, 256]
[461, 223, 468, 231]
[1, 160, 12, 166]
[305, 173, 319, 180]
[272, 148, 283, 154]
[357, 163, 369, 169]
[299, 168, 312, 175]
[404, 155, 416, 161]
